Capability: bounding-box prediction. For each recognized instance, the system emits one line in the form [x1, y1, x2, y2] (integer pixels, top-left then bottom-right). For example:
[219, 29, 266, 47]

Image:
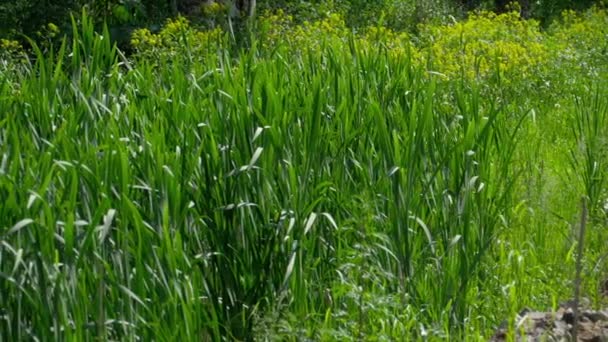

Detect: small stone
[554, 319, 568, 333]
[584, 311, 608, 323]
[577, 326, 600, 342]
[563, 309, 575, 325]
[527, 311, 549, 320]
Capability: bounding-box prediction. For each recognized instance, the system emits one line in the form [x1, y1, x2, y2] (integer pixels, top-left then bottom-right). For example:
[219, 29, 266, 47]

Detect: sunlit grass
[1, 9, 608, 341]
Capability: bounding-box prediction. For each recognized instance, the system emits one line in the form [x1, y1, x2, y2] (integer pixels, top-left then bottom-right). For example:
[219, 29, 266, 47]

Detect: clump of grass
[569, 87, 608, 221]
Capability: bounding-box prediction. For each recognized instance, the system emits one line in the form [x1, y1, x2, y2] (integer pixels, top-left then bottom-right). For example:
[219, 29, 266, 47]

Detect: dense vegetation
[1, 0, 606, 43]
[1, 1, 608, 340]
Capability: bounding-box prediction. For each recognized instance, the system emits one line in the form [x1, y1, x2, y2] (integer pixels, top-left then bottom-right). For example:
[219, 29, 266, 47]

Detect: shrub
[131, 16, 225, 63]
[0, 38, 26, 71]
[257, 10, 349, 53]
[420, 9, 548, 82]
[256, 9, 423, 65]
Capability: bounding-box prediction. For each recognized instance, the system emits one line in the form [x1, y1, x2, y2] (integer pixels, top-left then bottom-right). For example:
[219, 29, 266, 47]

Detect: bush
[420, 8, 548, 82]
[0, 0, 80, 39]
[0, 38, 26, 73]
[257, 10, 349, 53]
[131, 16, 225, 63]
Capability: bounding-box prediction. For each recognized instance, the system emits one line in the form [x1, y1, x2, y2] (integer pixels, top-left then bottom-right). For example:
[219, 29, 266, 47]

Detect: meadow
[1, 6, 608, 340]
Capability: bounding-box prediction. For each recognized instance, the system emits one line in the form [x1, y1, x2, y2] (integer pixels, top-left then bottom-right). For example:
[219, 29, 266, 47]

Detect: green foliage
[0, 39, 24, 57]
[0, 39, 27, 75]
[2, 5, 608, 342]
[528, 0, 603, 24]
[257, 11, 349, 52]
[568, 89, 608, 221]
[0, 0, 80, 38]
[421, 9, 548, 83]
[131, 16, 225, 63]
[255, 0, 457, 31]
[112, 5, 132, 24]
[0, 0, 169, 43]
[547, 8, 608, 77]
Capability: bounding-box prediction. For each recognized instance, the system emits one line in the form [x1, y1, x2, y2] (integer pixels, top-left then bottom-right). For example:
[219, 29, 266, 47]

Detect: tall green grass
[569, 86, 608, 220]
[1, 12, 607, 341]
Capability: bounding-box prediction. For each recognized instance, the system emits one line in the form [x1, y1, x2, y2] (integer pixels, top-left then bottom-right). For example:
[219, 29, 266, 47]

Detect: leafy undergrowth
[1, 7, 608, 341]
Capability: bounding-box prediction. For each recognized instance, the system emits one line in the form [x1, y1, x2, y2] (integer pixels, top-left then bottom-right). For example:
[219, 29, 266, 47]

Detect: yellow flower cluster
[160, 15, 191, 40]
[258, 11, 421, 67]
[131, 27, 161, 50]
[131, 16, 224, 61]
[294, 13, 348, 46]
[34, 22, 61, 41]
[359, 26, 423, 63]
[0, 38, 24, 62]
[421, 9, 548, 81]
[47, 23, 60, 37]
[130, 5, 607, 87]
[0, 38, 26, 71]
[201, 1, 226, 17]
[0, 39, 22, 52]
[257, 9, 295, 48]
[258, 11, 348, 53]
